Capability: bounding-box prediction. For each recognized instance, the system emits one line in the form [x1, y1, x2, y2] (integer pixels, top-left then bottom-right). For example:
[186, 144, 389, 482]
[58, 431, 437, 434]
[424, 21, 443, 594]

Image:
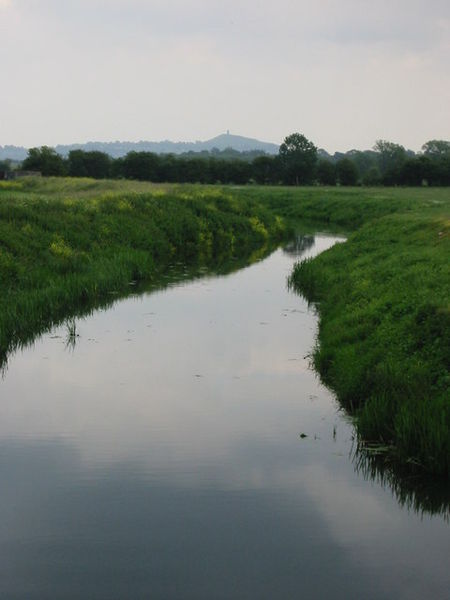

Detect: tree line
[6, 134, 449, 186]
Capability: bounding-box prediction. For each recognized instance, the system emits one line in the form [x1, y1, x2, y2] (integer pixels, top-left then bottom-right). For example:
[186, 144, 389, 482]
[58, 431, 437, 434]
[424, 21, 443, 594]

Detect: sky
[1, 0, 449, 152]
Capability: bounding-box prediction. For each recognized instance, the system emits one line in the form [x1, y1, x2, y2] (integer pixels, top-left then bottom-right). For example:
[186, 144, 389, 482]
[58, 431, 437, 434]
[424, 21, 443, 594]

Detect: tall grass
[0, 178, 288, 366]
[1, 178, 449, 476]
[288, 192, 450, 476]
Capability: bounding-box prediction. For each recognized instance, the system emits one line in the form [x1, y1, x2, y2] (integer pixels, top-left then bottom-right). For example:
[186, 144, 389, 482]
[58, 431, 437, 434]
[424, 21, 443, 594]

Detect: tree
[123, 152, 161, 181]
[22, 146, 67, 176]
[226, 159, 251, 184]
[421, 140, 450, 158]
[362, 167, 381, 186]
[317, 159, 336, 185]
[336, 158, 359, 186]
[83, 151, 111, 179]
[159, 154, 180, 183]
[279, 133, 318, 185]
[252, 155, 281, 184]
[0, 159, 11, 173]
[68, 150, 88, 177]
[346, 149, 377, 177]
[399, 158, 424, 186]
[420, 141, 450, 185]
[373, 140, 406, 176]
[68, 150, 111, 179]
[111, 157, 125, 179]
[177, 157, 209, 183]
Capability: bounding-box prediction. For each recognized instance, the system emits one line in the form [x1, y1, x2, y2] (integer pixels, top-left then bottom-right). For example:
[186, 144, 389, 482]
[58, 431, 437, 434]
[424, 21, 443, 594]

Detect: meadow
[0, 178, 448, 475]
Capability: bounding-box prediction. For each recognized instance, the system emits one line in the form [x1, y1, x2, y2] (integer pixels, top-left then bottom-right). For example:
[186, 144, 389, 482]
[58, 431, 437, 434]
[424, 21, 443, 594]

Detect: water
[0, 235, 448, 600]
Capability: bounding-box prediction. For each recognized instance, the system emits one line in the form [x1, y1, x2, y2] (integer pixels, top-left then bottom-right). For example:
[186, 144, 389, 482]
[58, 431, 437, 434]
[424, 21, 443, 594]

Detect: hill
[0, 133, 279, 161]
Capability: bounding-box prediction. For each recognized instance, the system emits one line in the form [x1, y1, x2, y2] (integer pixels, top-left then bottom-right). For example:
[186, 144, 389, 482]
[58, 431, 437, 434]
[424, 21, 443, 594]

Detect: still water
[0, 235, 448, 600]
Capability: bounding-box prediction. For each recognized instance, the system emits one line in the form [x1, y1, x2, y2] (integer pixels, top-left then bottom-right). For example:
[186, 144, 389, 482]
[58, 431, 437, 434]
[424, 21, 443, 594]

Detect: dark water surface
[0, 235, 448, 600]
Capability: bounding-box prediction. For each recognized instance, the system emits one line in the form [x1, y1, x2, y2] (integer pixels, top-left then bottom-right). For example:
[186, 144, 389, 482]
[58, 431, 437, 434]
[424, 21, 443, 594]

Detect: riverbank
[282, 187, 449, 476]
[0, 178, 287, 365]
[1, 179, 448, 476]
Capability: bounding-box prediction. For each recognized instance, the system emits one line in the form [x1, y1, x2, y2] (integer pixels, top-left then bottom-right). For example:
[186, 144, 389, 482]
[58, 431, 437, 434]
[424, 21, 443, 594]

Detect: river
[0, 234, 448, 599]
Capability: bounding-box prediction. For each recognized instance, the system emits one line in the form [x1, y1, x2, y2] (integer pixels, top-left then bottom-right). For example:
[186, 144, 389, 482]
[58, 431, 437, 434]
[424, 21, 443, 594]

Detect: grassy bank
[285, 187, 449, 476]
[235, 185, 450, 230]
[1, 179, 448, 476]
[0, 178, 287, 365]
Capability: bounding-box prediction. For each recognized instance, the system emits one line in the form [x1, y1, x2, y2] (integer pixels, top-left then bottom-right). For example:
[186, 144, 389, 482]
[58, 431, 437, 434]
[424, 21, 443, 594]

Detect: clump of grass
[65, 319, 79, 351]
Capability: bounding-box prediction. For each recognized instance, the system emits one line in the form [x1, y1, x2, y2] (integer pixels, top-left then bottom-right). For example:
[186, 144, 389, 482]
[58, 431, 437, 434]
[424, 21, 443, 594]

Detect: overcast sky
[1, 0, 449, 151]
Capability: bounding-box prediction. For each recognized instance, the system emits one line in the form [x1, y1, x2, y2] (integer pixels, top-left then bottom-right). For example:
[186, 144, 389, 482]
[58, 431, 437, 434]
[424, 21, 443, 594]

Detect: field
[0, 178, 448, 475]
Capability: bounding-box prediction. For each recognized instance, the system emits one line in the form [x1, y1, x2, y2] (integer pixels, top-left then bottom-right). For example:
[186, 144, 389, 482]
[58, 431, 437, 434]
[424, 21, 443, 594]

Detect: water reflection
[0, 241, 279, 375]
[64, 319, 80, 352]
[282, 234, 315, 256]
[0, 234, 449, 599]
[1, 438, 448, 600]
[352, 443, 450, 519]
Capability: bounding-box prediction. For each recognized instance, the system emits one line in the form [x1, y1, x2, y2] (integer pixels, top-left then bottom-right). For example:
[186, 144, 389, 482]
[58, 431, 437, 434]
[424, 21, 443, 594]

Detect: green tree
[123, 152, 161, 181]
[373, 140, 406, 180]
[68, 150, 88, 177]
[279, 133, 318, 185]
[68, 150, 111, 179]
[317, 159, 336, 185]
[0, 159, 11, 173]
[22, 146, 67, 176]
[346, 149, 377, 177]
[419, 143, 450, 185]
[421, 140, 450, 158]
[226, 159, 251, 184]
[83, 151, 111, 179]
[399, 158, 425, 186]
[252, 155, 282, 184]
[362, 167, 381, 186]
[336, 158, 359, 186]
[159, 154, 180, 183]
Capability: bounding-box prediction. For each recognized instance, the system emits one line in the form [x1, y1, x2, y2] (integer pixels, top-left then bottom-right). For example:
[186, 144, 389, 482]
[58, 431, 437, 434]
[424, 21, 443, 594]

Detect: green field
[0, 178, 448, 476]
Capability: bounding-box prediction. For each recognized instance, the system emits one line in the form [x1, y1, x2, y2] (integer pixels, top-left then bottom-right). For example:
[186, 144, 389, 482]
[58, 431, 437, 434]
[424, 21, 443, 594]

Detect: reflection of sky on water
[0, 438, 448, 600]
[0, 235, 448, 599]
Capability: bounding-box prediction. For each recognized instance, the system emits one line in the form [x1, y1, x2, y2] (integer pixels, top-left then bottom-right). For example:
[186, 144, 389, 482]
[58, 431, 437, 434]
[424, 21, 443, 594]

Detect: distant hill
[0, 133, 279, 161]
[0, 145, 28, 161]
[198, 133, 279, 154]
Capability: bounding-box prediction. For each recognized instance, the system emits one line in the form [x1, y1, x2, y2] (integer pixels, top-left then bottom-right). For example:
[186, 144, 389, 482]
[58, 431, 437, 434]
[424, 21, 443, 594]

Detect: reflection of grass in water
[282, 234, 315, 257]
[352, 441, 450, 519]
[0, 231, 280, 373]
[0, 178, 289, 370]
[65, 319, 79, 352]
[287, 189, 449, 478]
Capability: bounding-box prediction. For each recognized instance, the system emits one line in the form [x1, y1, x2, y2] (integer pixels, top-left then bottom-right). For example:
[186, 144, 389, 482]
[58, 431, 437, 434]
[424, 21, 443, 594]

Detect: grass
[284, 187, 450, 476]
[0, 178, 288, 366]
[0, 178, 449, 477]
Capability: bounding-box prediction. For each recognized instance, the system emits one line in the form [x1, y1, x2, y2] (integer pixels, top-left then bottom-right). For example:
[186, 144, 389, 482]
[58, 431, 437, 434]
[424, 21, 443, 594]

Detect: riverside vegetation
[277, 186, 449, 477]
[0, 178, 449, 477]
[0, 177, 287, 366]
